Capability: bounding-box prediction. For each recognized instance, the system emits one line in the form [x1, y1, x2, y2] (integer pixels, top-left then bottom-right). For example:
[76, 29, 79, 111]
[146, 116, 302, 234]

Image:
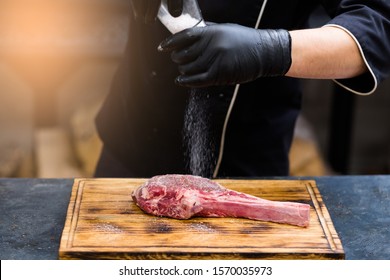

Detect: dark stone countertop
[1, 176, 389, 260]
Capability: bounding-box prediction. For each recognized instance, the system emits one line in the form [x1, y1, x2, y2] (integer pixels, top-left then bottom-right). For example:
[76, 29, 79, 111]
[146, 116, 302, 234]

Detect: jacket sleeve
[321, 0, 390, 95]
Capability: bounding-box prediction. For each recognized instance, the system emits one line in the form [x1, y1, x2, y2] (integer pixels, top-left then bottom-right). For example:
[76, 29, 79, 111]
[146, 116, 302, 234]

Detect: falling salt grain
[184, 89, 216, 177]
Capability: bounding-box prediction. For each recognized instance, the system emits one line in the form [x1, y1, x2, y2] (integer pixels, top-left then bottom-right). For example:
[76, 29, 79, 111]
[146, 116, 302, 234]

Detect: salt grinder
[158, 0, 206, 34]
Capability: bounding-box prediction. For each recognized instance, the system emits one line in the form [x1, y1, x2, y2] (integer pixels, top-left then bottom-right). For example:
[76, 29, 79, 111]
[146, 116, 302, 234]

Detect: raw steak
[132, 174, 310, 227]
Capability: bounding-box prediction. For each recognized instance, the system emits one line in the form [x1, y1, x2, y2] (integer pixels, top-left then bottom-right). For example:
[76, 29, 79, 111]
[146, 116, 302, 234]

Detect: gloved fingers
[177, 59, 206, 75]
[176, 49, 214, 75]
[158, 27, 203, 52]
[170, 44, 201, 64]
[176, 54, 219, 87]
[176, 72, 213, 87]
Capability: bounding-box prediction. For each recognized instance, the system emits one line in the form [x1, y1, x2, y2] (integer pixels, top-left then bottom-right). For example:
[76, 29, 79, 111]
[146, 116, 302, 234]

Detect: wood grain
[59, 178, 344, 259]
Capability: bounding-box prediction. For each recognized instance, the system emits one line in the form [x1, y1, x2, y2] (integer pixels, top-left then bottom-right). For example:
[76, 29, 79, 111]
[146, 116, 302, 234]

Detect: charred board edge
[59, 251, 345, 260]
[305, 181, 344, 256]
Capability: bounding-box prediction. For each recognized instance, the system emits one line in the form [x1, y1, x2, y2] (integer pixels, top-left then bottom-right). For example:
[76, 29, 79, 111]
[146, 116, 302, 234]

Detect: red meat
[132, 174, 310, 227]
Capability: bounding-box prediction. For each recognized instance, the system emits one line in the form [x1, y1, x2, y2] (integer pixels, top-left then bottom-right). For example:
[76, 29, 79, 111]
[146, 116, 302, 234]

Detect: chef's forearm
[286, 26, 367, 79]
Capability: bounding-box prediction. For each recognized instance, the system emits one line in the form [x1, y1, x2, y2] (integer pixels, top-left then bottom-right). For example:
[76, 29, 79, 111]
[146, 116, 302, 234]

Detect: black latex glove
[158, 23, 292, 87]
[130, 0, 183, 24]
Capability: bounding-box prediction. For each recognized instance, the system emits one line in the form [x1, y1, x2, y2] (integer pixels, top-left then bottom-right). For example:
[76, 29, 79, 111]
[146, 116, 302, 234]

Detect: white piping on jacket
[213, 0, 269, 178]
[324, 23, 377, 96]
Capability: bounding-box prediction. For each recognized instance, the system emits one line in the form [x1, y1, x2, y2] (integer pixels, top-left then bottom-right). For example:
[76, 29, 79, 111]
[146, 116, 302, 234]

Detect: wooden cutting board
[59, 178, 344, 259]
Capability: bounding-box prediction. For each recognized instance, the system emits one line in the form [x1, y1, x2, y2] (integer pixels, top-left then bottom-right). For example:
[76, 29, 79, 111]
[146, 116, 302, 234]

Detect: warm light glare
[0, 0, 123, 86]
[1, 1, 78, 55]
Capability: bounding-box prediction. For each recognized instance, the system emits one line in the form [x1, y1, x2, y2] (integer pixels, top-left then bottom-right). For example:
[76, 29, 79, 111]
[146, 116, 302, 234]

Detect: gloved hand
[158, 23, 292, 87]
[130, 0, 183, 24]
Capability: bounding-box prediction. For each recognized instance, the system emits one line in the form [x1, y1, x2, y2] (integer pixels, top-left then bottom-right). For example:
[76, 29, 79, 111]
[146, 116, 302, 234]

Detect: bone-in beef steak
[132, 174, 310, 227]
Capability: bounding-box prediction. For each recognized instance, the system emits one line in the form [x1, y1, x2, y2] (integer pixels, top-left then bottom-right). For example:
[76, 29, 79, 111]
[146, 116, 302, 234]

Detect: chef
[94, 0, 390, 178]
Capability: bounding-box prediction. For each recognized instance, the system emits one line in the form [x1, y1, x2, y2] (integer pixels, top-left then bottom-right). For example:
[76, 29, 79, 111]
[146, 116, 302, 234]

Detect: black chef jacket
[95, 0, 390, 178]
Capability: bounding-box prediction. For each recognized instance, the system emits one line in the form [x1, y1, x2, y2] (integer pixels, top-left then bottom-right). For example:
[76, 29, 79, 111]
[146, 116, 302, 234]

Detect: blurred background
[0, 1, 389, 178]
